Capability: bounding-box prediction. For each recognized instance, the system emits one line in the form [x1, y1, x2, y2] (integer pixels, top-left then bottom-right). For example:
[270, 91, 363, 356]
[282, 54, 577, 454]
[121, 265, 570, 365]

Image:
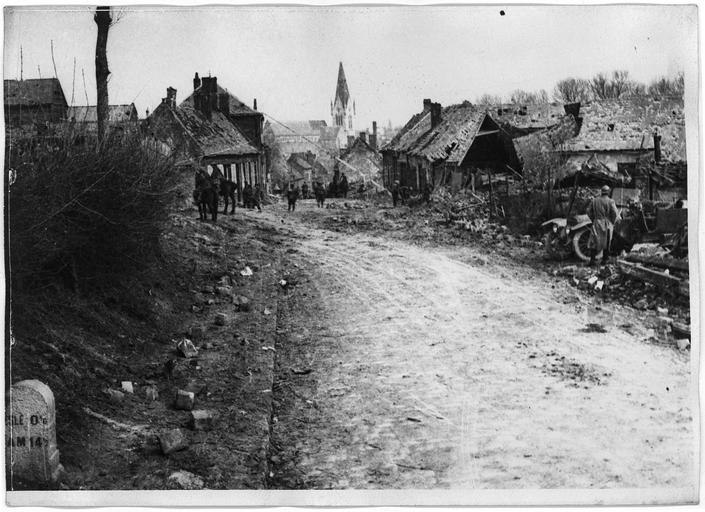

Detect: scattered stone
[215, 313, 229, 326]
[106, 389, 125, 403]
[634, 298, 649, 310]
[159, 429, 189, 455]
[201, 285, 215, 294]
[144, 385, 159, 401]
[5, 380, 63, 484]
[203, 342, 215, 350]
[121, 381, 134, 394]
[675, 338, 690, 351]
[215, 285, 232, 296]
[232, 295, 251, 312]
[656, 307, 670, 316]
[263, 307, 273, 316]
[189, 325, 207, 338]
[189, 410, 216, 431]
[167, 470, 204, 490]
[218, 275, 231, 286]
[176, 338, 199, 358]
[175, 390, 195, 411]
[240, 266, 254, 277]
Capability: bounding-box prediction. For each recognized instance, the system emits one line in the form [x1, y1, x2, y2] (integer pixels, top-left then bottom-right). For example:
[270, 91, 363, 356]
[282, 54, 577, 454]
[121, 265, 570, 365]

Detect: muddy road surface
[261, 199, 694, 490]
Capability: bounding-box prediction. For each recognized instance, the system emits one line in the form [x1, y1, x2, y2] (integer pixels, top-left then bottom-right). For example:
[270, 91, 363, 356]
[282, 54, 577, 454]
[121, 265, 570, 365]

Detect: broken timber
[625, 254, 689, 273]
[617, 259, 689, 297]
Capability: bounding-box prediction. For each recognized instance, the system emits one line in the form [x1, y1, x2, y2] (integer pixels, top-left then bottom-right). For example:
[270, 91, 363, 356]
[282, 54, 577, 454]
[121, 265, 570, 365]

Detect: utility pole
[94, 6, 112, 144]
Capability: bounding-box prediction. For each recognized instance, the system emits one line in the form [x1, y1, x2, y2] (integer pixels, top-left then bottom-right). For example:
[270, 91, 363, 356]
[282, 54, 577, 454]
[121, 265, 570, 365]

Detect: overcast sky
[3, 4, 698, 130]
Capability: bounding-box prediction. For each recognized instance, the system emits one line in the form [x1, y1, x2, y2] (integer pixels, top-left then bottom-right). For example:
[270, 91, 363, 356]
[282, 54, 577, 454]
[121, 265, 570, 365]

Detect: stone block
[215, 285, 233, 296]
[167, 470, 204, 489]
[5, 380, 63, 485]
[175, 390, 195, 411]
[215, 313, 229, 326]
[176, 338, 198, 358]
[121, 381, 134, 394]
[144, 385, 159, 401]
[232, 295, 251, 312]
[189, 410, 216, 431]
[159, 429, 189, 455]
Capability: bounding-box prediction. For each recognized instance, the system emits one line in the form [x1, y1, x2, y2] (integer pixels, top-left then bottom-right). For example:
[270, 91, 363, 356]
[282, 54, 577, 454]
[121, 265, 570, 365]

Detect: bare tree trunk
[94, 6, 112, 144]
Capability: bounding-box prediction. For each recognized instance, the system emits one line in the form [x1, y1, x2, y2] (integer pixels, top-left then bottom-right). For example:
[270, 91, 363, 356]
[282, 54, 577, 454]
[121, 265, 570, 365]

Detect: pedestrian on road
[302, 182, 309, 200]
[315, 181, 326, 208]
[586, 184, 620, 266]
[340, 173, 349, 198]
[287, 183, 300, 212]
[243, 183, 253, 209]
[391, 180, 401, 207]
[253, 184, 264, 212]
[423, 182, 433, 203]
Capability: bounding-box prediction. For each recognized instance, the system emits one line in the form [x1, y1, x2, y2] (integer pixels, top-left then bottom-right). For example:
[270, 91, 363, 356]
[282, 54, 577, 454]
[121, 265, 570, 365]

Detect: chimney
[253, 98, 258, 111]
[166, 87, 177, 108]
[653, 132, 662, 163]
[193, 72, 201, 91]
[370, 121, 378, 150]
[423, 98, 432, 112]
[218, 93, 229, 115]
[430, 102, 442, 128]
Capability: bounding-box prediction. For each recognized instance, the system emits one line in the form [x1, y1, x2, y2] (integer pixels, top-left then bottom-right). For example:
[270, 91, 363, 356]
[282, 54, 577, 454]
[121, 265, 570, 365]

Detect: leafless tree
[648, 72, 684, 97]
[476, 93, 503, 106]
[609, 70, 633, 98]
[94, 6, 112, 144]
[553, 77, 591, 103]
[589, 73, 611, 99]
[509, 89, 550, 105]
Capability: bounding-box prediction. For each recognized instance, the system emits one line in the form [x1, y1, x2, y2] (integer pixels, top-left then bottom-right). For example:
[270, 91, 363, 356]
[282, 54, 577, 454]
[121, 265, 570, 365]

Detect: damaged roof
[513, 114, 580, 162]
[409, 102, 488, 164]
[67, 104, 138, 123]
[269, 120, 327, 137]
[4, 78, 67, 107]
[162, 102, 259, 158]
[382, 110, 432, 153]
[563, 97, 686, 162]
[181, 83, 258, 116]
[490, 102, 568, 130]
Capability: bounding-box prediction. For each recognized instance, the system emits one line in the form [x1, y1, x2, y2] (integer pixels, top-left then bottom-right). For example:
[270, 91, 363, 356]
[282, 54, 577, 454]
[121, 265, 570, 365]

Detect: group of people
[390, 180, 433, 207]
[192, 168, 265, 221]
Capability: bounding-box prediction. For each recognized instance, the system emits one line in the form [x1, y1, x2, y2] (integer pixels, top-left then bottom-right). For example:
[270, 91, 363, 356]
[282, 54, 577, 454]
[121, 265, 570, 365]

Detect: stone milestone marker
[5, 380, 62, 486]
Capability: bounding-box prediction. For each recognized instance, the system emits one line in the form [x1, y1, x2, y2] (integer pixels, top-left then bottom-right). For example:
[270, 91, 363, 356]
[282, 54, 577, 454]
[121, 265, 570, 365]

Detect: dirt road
[261, 199, 695, 490]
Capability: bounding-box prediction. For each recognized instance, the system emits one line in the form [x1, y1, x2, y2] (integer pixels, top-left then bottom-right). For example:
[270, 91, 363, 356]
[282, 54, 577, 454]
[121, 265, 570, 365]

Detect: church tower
[331, 62, 355, 147]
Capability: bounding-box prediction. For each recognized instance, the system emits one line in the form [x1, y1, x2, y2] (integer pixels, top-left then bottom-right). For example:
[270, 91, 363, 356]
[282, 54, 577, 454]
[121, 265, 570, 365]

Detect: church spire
[335, 61, 350, 109]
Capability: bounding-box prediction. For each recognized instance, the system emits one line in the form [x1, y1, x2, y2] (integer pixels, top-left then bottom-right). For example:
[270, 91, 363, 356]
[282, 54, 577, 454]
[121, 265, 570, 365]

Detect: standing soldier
[301, 182, 309, 200]
[586, 185, 620, 266]
[340, 173, 349, 198]
[287, 183, 300, 212]
[391, 180, 401, 207]
[253, 183, 264, 212]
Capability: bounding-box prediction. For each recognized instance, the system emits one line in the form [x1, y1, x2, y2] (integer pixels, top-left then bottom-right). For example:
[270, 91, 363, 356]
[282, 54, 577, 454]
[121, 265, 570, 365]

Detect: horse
[194, 172, 218, 222]
[219, 179, 237, 214]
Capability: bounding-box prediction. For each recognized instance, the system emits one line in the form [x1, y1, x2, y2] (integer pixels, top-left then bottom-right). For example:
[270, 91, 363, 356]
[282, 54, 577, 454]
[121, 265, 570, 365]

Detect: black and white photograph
[3, 2, 700, 506]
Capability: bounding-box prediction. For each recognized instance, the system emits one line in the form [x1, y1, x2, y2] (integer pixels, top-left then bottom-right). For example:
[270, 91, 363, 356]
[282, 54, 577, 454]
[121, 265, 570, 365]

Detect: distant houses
[67, 104, 139, 134]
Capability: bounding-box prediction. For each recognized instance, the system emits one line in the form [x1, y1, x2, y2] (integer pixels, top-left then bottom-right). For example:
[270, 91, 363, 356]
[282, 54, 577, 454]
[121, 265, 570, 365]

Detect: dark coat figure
[287, 184, 300, 212]
[253, 184, 263, 212]
[193, 170, 218, 222]
[422, 182, 433, 203]
[301, 183, 309, 200]
[391, 181, 401, 207]
[340, 174, 349, 198]
[586, 185, 620, 265]
[243, 183, 254, 209]
[328, 181, 337, 198]
[314, 181, 326, 208]
[400, 185, 411, 204]
[219, 179, 237, 214]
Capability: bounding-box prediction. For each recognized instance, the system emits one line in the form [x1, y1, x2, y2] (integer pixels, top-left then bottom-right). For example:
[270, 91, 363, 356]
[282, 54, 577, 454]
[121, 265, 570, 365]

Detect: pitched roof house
[145, 83, 264, 188]
[4, 78, 68, 126]
[337, 133, 382, 184]
[382, 99, 517, 191]
[66, 104, 139, 134]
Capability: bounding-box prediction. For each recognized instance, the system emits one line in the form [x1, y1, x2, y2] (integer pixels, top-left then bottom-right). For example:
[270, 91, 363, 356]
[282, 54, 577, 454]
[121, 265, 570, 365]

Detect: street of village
[261, 199, 694, 489]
